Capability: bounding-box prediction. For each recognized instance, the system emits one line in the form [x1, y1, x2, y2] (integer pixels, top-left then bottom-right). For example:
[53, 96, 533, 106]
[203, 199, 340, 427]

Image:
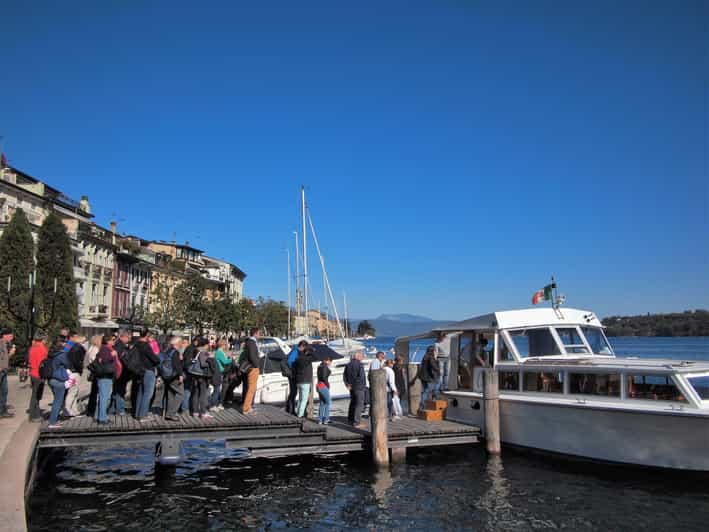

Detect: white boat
[231, 336, 371, 405]
[396, 307, 709, 471]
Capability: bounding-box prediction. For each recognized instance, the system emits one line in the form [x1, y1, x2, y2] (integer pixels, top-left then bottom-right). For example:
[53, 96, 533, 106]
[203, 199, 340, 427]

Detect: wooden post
[370, 369, 389, 467]
[407, 364, 421, 414]
[484, 368, 501, 455]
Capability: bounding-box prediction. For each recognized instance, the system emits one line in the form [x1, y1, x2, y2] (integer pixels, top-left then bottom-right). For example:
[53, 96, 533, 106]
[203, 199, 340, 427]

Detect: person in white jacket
[385, 359, 403, 420]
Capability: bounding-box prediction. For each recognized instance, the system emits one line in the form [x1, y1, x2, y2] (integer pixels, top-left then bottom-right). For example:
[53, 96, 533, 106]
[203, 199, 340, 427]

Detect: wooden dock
[38, 405, 479, 460]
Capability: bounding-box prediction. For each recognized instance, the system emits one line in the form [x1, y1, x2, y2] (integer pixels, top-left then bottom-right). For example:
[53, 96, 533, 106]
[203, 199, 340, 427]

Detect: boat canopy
[435, 308, 601, 333]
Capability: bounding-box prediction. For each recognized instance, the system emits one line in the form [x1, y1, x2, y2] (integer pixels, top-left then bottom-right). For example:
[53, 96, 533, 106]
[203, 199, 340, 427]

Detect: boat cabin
[396, 307, 709, 410]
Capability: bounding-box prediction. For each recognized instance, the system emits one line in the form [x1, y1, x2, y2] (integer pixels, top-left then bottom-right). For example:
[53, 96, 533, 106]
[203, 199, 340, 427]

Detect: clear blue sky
[2, 1, 707, 320]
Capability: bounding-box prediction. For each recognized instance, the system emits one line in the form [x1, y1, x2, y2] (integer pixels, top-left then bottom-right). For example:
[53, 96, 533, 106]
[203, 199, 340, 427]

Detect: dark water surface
[29, 337, 709, 531]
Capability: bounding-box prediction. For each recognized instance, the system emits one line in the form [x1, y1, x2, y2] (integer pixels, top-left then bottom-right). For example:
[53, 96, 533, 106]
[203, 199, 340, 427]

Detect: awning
[79, 318, 120, 330]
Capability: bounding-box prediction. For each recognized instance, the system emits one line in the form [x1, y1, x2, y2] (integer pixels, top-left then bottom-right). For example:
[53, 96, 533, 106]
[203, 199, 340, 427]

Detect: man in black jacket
[134, 329, 160, 421]
[162, 335, 184, 421]
[63, 333, 87, 417]
[343, 351, 367, 428]
[180, 337, 200, 413]
[241, 328, 261, 414]
[110, 330, 132, 416]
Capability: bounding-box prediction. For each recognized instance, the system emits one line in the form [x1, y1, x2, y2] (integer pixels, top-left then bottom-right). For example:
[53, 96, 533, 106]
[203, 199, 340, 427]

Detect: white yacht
[396, 307, 709, 471]
[230, 337, 371, 405]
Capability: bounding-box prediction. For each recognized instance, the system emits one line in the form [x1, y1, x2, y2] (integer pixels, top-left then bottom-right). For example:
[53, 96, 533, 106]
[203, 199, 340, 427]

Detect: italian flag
[532, 284, 554, 305]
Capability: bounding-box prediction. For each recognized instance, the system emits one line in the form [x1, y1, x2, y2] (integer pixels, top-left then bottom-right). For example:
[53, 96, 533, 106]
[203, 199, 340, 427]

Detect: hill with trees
[602, 310, 709, 337]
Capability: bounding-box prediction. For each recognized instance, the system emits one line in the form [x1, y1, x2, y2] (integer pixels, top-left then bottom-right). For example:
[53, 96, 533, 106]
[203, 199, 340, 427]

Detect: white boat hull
[445, 393, 709, 471]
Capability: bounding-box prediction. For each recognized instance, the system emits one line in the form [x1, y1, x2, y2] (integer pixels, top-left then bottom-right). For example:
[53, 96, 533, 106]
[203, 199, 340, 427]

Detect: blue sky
[2, 1, 707, 320]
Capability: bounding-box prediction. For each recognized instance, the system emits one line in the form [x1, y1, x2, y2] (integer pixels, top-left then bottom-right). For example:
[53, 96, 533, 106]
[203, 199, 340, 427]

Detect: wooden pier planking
[38, 404, 479, 459]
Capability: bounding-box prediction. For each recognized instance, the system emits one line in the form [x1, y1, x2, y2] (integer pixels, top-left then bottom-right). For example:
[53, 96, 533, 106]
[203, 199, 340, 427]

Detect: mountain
[353, 314, 454, 338]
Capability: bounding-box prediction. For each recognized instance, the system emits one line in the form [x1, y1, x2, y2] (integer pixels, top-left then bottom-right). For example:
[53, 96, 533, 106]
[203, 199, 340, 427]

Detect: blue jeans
[421, 380, 440, 404]
[49, 379, 66, 424]
[181, 373, 192, 412]
[297, 383, 311, 417]
[96, 378, 113, 423]
[439, 357, 450, 390]
[136, 369, 156, 418]
[0, 371, 8, 413]
[317, 386, 331, 422]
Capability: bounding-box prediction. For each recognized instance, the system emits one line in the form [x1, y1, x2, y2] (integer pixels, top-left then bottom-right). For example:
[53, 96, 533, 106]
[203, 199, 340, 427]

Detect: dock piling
[483, 369, 501, 455]
[407, 364, 422, 414]
[369, 369, 389, 467]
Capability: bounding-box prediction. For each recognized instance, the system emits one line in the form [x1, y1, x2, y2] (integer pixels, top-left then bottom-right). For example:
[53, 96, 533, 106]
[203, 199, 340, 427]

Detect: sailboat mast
[293, 231, 300, 331]
[301, 186, 309, 337]
[287, 248, 291, 339]
[343, 291, 348, 338]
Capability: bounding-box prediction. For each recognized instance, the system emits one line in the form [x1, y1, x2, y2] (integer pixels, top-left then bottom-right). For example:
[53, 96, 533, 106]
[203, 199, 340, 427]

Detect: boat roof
[431, 307, 602, 333]
[498, 356, 709, 374]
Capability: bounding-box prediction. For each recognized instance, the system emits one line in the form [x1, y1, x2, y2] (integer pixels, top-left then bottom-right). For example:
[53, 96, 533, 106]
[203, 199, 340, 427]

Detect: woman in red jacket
[28, 331, 48, 422]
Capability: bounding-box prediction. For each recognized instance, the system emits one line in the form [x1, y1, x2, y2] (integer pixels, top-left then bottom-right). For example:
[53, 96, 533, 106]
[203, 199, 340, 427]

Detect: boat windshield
[581, 327, 613, 355]
[688, 375, 709, 400]
[507, 328, 561, 357]
[555, 328, 589, 354]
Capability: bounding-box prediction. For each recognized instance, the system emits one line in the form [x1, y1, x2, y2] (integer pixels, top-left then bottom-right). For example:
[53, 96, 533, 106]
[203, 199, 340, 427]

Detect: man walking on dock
[241, 328, 261, 414]
[344, 350, 367, 428]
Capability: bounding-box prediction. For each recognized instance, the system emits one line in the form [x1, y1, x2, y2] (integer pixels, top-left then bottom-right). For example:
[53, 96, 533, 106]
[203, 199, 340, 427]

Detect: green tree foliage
[602, 310, 709, 337]
[173, 272, 211, 334]
[356, 319, 376, 336]
[145, 274, 179, 335]
[36, 212, 78, 341]
[253, 297, 289, 337]
[0, 209, 35, 356]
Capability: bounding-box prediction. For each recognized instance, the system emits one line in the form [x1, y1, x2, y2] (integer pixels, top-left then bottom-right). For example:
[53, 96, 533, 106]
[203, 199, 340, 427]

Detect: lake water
[28, 337, 709, 531]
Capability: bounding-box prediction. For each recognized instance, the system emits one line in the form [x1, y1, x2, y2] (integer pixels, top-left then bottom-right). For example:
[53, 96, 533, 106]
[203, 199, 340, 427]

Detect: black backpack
[38, 357, 54, 380]
[280, 357, 292, 378]
[121, 346, 144, 376]
[158, 349, 177, 381]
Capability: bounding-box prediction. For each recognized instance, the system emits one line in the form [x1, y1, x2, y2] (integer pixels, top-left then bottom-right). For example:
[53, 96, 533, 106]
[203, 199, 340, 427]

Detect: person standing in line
[82, 335, 102, 417]
[369, 351, 386, 371]
[385, 359, 403, 420]
[63, 333, 87, 418]
[420, 346, 441, 405]
[180, 336, 199, 413]
[189, 337, 213, 419]
[210, 338, 232, 411]
[434, 332, 451, 392]
[284, 340, 307, 414]
[316, 356, 332, 424]
[294, 346, 315, 418]
[27, 331, 48, 422]
[393, 355, 408, 415]
[110, 330, 132, 416]
[0, 328, 15, 418]
[134, 328, 160, 421]
[93, 335, 117, 425]
[162, 335, 184, 421]
[241, 328, 261, 414]
[47, 339, 71, 428]
[343, 351, 367, 429]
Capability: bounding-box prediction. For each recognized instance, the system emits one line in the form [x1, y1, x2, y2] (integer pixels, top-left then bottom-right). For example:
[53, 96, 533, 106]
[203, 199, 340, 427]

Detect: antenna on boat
[551, 276, 566, 311]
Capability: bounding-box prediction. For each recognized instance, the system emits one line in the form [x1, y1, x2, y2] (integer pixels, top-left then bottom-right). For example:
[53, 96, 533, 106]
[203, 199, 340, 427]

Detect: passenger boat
[396, 307, 709, 471]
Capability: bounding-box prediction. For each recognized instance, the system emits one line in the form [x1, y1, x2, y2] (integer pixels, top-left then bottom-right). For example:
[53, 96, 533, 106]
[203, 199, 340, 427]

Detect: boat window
[627, 375, 686, 402]
[688, 375, 709, 400]
[523, 372, 563, 393]
[508, 329, 561, 358]
[555, 328, 589, 354]
[498, 341, 515, 361]
[499, 371, 519, 391]
[581, 327, 613, 355]
[569, 373, 620, 396]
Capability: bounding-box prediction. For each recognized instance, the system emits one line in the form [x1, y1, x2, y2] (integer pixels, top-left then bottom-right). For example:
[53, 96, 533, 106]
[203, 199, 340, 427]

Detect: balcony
[88, 304, 109, 316]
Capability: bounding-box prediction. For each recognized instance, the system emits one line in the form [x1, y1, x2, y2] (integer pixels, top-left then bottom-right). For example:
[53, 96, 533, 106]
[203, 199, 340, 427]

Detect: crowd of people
[0, 324, 266, 429]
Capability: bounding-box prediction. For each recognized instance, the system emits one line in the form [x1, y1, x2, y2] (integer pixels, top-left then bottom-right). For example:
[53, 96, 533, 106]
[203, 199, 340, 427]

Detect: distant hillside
[353, 314, 454, 337]
[602, 310, 709, 337]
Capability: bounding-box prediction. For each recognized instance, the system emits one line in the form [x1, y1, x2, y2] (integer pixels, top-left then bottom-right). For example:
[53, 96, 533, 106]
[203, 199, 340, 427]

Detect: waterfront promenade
[0, 376, 40, 532]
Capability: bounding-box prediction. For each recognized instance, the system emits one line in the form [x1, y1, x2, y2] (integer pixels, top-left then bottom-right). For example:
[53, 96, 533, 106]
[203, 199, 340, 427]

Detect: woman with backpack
[47, 339, 71, 429]
[91, 335, 117, 425]
[188, 337, 213, 419]
[294, 346, 316, 418]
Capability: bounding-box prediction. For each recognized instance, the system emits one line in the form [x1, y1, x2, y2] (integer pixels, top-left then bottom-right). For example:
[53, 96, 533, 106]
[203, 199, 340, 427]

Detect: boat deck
[38, 405, 479, 458]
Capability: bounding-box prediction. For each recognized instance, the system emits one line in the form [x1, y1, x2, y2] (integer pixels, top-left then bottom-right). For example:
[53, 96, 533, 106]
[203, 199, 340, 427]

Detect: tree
[145, 272, 179, 335]
[35, 212, 78, 341]
[0, 209, 35, 356]
[254, 297, 290, 337]
[173, 272, 211, 335]
[210, 298, 239, 336]
[234, 297, 256, 335]
[356, 319, 376, 336]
